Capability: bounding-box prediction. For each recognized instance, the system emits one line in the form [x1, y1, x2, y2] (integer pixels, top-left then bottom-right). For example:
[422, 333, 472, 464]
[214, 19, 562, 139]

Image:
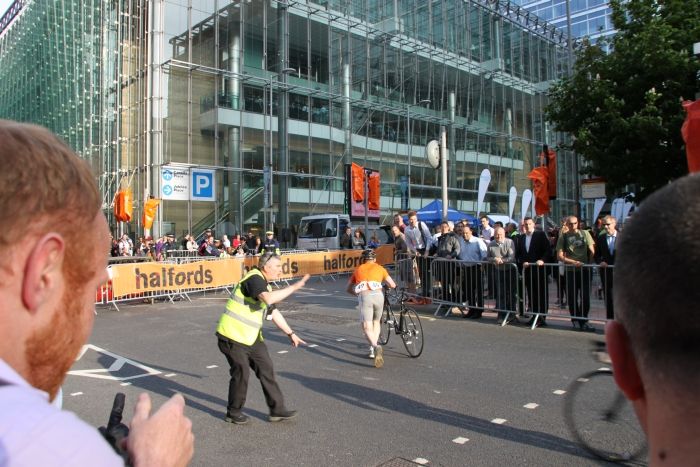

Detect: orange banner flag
[351, 163, 365, 202]
[682, 100, 700, 173]
[368, 172, 380, 210]
[142, 198, 161, 230]
[528, 167, 550, 215]
[114, 189, 133, 222]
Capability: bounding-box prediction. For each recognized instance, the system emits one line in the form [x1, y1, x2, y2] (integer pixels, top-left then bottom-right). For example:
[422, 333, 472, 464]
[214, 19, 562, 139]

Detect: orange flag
[528, 167, 550, 215]
[142, 198, 161, 230]
[539, 147, 557, 199]
[114, 189, 133, 222]
[351, 163, 365, 202]
[368, 171, 380, 210]
[682, 100, 700, 173]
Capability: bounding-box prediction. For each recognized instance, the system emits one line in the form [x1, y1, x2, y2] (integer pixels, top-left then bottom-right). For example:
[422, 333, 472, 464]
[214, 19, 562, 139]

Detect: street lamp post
[277, 66, 296, 244]
[407, 98, 431, 210]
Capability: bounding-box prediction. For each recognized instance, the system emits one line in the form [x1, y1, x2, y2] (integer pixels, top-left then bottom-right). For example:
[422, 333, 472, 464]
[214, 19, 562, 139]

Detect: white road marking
[278, 350, 289, 354]
[336, 338, 346, 342]
[598, 367, 611, 371]
[452, 437, 469, 444]
[433, 390, 441, 394]
[120, 382, 132, 386]
[577, 377, 589, 383]
[206, 365, 218, 369]
[307, 344, 318, 348]
[428, 318, 436, 321]
[362, 376, 379, 381]
[164, 373, 176, 378]
[413, 458, 430, 465]
[70, 392, 83, 396]
[69, 344, 162, 382]
[553, 389, 567, 395]
[491, 418, 507, 425]
[524, 403, 539, 409]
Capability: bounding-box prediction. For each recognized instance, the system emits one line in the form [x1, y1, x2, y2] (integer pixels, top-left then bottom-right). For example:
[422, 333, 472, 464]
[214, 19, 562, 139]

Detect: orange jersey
[350, 262, 389, 293]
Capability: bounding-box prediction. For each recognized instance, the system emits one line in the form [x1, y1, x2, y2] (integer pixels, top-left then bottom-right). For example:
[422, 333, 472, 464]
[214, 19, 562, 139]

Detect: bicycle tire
[399, 308, 424, 358]
[563, 369, 646, 462]
[378, 305, 391, 346]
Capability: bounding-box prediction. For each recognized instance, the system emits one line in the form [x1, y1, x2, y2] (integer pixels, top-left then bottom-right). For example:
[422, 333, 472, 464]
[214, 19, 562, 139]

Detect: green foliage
[546, 0, 700, 200]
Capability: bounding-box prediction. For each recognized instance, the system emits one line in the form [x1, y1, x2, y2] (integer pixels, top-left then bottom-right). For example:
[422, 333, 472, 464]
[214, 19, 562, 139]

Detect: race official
[216, 252, 309, 425]
[260, 231, 281, 255]
[346, 249, 396, 368]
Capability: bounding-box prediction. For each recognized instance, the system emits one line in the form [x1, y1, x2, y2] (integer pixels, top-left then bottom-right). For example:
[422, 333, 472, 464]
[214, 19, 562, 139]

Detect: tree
[546, 0, 700, 200]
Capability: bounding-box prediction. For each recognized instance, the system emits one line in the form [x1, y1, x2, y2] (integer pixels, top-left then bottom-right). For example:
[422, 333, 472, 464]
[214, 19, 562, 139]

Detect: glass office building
[1, 0, 576, 241]
[514, 0, 615, 43]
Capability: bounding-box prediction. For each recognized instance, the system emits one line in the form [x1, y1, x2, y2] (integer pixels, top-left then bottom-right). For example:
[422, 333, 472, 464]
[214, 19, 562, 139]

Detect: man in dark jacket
[435, 221, 460, 303]
[515, 217, 552, 327]
[594, 215, 617, 319]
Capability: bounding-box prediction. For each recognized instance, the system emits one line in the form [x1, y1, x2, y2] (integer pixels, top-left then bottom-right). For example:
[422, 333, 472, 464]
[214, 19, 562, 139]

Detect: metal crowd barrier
[393, 254, 614, 331]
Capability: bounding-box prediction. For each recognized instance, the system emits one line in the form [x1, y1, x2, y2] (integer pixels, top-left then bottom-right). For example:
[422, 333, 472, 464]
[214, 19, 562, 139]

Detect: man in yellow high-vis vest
[216, 252, 310, 425]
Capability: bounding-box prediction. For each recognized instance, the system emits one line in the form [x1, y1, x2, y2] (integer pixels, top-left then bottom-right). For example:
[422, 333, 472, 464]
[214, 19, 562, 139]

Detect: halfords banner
[108, 246, 395, 298]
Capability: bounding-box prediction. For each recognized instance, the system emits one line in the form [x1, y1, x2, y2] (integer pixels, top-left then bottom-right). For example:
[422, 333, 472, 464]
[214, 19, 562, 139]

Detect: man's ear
[22, 233, 65, 312]
[605, 320, 645, 401]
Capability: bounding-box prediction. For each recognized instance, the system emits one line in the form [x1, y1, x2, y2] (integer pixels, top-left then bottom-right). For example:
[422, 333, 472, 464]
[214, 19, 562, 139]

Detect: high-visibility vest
[216, 269, 271, 345]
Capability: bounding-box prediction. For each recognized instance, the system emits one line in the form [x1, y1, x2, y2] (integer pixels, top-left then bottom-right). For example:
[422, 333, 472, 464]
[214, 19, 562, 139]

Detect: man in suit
[516, 217, 552, 327]
[595, 215, 617, 319]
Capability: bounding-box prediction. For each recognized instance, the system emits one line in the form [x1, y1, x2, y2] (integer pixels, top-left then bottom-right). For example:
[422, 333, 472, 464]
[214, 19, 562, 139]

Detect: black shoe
[580, 323, 596, 333]
[468, 311, 483, 320]
[269, 410, 298, 422]
[224, 413, 250, 425]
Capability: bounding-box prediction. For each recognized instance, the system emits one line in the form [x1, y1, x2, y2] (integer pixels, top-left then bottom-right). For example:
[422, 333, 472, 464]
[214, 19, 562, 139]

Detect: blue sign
[162, 185, 173, 196]
[191, 169, 215, 202]
[162, 169, 173, 181]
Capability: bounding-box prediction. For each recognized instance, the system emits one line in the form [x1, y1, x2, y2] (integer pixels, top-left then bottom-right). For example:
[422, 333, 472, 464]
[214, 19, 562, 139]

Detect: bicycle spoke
[399, 308, 424, 358]
[564, 370, 646, 462]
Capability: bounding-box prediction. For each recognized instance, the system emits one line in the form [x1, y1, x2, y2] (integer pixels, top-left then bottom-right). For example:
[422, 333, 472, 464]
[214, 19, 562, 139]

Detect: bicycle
[563, 341, 647, 463]
[377, 286, 424, 358]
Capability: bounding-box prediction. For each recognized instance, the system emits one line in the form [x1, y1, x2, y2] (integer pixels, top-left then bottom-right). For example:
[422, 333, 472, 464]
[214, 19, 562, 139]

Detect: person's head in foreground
[0, 120, 193, 466]
[606, 173, 700, 466]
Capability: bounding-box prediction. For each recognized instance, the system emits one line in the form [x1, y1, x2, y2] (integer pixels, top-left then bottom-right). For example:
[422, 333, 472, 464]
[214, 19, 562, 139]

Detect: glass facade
[514, 0, 615, 44]
[1, 0, 577, 241]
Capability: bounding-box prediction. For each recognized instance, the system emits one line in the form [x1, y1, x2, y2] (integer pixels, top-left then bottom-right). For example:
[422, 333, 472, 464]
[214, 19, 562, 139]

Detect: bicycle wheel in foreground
[564, 369, 646, 463]
[399, 308, 423, 358]
[378, 306, 391, 346]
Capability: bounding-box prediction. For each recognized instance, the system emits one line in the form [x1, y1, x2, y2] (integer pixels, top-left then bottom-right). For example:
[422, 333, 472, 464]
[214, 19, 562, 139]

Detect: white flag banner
[611, 198, 625, 222]
[508, 186, 517, 221]
[521, 189, 533, 221]
[593, 198, 606, 223]
[476, 169, 491, 218]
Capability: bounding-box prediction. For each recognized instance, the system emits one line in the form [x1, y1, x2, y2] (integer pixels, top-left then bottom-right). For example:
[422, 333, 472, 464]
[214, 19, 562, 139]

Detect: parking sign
[191, 169, 215, 201]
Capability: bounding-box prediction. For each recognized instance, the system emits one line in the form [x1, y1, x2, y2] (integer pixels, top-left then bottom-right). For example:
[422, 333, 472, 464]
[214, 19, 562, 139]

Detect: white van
[297, 214, 352, 250]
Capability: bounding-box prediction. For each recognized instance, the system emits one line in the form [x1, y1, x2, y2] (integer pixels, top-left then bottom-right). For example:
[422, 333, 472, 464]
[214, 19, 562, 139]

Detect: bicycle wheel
[399, 308, 424, 358]
[378, 306, 391, 346]
[564, 369, 646, 462]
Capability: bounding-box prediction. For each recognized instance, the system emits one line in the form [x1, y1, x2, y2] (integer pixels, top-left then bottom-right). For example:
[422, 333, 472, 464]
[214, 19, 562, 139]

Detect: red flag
[682, 100, 700, 173]
[528, 167, 550, 215]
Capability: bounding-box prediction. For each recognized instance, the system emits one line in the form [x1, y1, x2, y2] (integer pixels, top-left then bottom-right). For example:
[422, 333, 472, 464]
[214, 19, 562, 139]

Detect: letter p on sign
[190, 169, 215, 201]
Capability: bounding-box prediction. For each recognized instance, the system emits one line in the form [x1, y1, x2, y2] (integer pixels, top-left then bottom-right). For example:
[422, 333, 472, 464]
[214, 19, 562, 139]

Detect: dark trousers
[599, 267, 614, 320]
[494, 266, 517, 319]
[524, 265, 549, 318]
[416, 253, 433, 298]
[565, 268, 591, 324]
[435, 258, 457, 302]
[217, 334, 285, 416]
[461, 264, 484, 310]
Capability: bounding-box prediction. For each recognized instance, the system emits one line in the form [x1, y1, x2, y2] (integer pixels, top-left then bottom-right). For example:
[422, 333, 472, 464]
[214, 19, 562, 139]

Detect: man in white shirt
[0, 120, 194, 467]
[479, 215, 494, 242]
[404, 211, 435, 302]
[457, 223, 487, 318]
